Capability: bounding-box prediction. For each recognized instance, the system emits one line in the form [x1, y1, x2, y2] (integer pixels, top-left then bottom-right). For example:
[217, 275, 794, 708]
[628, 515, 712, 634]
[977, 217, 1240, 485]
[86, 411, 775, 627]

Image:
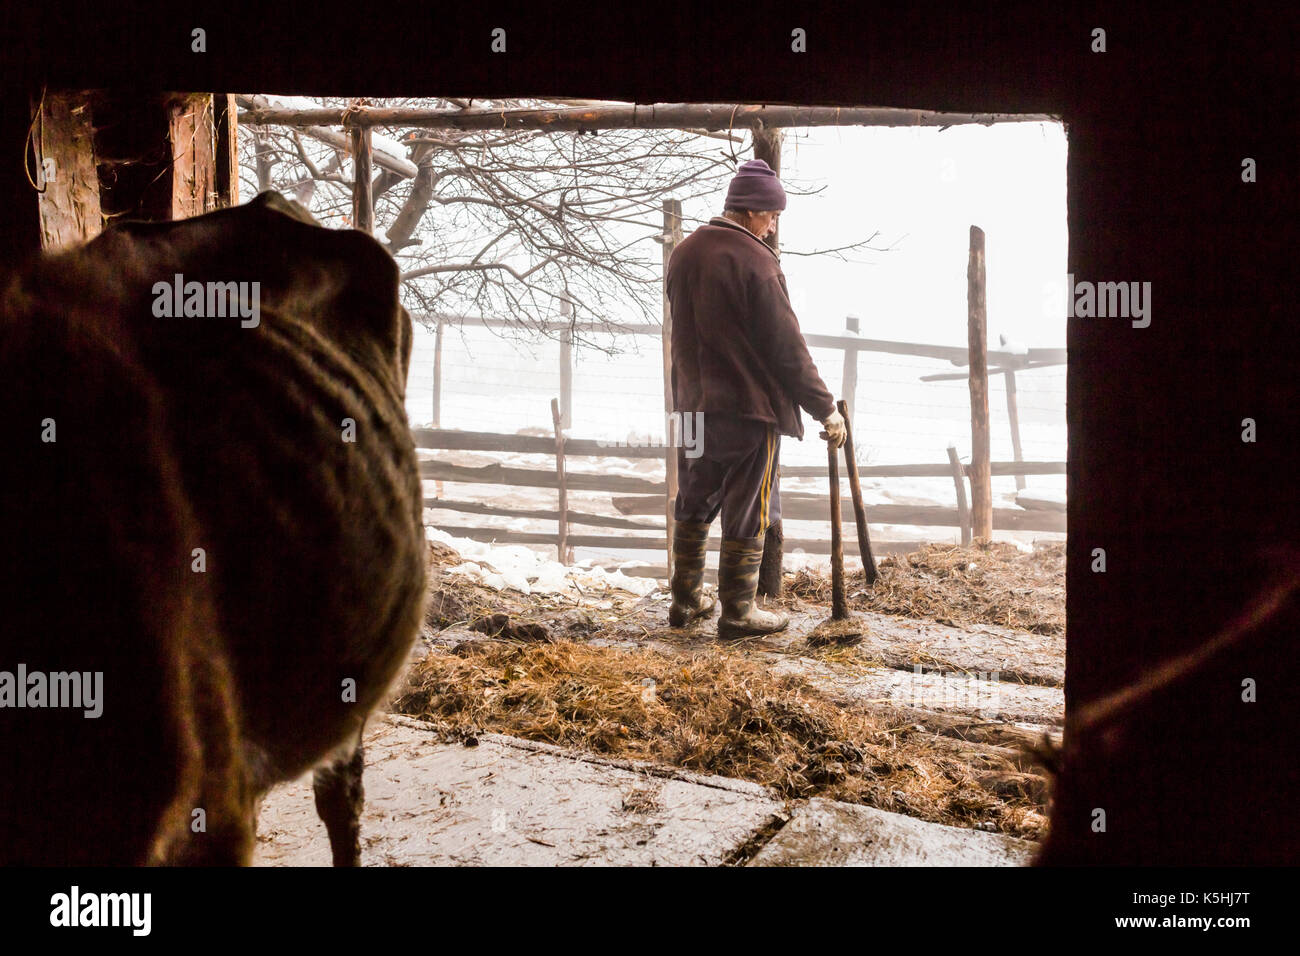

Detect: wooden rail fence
[415, 425, 1065, 577]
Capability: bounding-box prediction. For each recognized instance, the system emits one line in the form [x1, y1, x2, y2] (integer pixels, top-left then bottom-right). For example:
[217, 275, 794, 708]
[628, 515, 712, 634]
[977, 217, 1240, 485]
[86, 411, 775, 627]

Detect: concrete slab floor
[749, 797, 1038, 867]
[254, 716, 783, 866]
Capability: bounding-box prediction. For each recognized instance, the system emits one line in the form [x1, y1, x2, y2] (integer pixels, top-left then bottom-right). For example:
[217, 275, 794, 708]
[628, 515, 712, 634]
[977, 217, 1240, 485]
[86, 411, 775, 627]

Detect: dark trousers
[674, 414, 781, 539]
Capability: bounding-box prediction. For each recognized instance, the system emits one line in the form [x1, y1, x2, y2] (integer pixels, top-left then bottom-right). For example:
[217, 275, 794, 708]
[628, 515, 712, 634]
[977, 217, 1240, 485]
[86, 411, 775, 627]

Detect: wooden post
[34, 91, 103, 250]
[661, 199, 683, 574]
[432, 317, 444, 429]
[168, 93, 218, 219]
[1004, 368, 1026, 490]
[551, 398, 570, 563]
[827, 438, 847, 619]
[838, 399, 879, 585]
[966, 226, 992, 542]
[350, 126, 374, 234]
[754, 124, 785, 596]
[213, 93, 239, 209]
[947, 444, 973, 546]
[432, 318, 445, 498]
[559, 295, 574, 430]
[841, 315, 860, 416]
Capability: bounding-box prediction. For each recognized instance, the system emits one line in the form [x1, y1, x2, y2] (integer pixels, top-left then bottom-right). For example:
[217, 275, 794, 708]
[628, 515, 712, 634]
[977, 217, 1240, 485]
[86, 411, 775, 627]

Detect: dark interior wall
[2, 3, 1295, 861]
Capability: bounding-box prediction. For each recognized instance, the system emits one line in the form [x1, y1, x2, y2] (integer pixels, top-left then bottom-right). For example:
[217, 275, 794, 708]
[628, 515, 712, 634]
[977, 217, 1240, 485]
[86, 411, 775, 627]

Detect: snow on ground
[426, 526, 659, 597]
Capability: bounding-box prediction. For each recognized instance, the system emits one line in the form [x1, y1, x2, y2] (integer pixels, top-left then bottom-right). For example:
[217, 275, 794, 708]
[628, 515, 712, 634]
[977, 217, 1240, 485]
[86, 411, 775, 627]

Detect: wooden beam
[237, 102, 1059, 131]
[425, 526, 951, 555]
[168, 93, 218, 219]
[213, 93, 239, 208]
[827, 432, 847, 617]
[413, 427, 670, 458]
[350, 126, 373, 234]
[661, 198, 683, 575]
[1004, 368, 1026, 491]
[410, 312, 1060, 366]
[34, 90, 103, 250]
[966, 225, 992, 541]
[419, 460, 664, 494]
[948, 444, 973, 546]
[236, 95, 419, 178]
[753, 127, 785, 597]
[423, 497, 662, 531]
[431, 317, 444, 429]
[612, 493, 1067, 532]
[841, 316, 860, 413]
[559, 296, 574, 429]
[551, 398, 570, 563]
[780, 460, 1066, 479]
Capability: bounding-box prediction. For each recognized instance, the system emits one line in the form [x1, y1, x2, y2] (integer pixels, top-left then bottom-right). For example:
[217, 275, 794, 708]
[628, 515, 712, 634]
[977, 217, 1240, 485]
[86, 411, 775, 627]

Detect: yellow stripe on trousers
[758, 427, 776, 534]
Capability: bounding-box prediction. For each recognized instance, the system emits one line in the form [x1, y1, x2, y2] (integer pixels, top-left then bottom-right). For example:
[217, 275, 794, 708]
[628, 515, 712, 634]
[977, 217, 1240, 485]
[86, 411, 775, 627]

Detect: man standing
[665, 158, 846, 639]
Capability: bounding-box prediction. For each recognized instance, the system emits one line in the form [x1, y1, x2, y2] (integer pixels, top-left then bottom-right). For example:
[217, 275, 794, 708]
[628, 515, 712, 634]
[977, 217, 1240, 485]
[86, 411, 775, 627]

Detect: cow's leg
[312, 728, 366, 866]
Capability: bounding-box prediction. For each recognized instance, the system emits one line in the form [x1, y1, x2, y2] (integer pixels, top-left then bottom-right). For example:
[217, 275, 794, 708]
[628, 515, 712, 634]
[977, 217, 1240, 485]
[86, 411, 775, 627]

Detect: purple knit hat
[724, 159, 787, 211]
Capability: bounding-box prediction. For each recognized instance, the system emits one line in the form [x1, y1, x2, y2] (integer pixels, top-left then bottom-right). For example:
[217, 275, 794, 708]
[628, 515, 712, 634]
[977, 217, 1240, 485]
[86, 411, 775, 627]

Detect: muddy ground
[390, 539, 1065, 842]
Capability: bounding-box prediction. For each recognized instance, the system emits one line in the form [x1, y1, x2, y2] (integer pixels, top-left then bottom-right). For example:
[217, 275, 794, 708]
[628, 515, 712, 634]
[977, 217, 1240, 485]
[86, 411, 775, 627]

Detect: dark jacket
[666, 216, 835, 439]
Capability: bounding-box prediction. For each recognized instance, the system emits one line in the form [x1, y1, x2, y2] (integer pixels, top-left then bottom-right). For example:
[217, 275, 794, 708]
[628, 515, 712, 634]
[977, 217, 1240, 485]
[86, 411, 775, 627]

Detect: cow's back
[0, 193, 426, 862]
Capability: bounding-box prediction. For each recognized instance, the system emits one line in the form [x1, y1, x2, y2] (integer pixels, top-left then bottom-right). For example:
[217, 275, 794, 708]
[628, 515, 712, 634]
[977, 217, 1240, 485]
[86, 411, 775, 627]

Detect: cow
[0, 192, 427, 865]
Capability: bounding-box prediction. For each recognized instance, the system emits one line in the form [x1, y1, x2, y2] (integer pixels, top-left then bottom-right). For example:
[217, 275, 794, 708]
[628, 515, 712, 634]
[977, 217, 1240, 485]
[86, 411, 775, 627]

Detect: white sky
[693, 121, 1070, 348]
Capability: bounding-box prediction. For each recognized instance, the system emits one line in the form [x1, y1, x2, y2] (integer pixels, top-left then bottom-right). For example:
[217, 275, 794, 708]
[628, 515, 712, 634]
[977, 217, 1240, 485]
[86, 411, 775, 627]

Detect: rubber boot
[717, 536, 789, 640]
[668, 520, 716, 626]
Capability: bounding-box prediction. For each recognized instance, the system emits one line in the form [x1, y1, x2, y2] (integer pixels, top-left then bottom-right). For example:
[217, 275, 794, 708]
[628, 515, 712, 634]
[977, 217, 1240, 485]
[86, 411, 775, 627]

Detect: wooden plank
[948, 445, 972, 546]
[235, 96, 420, 179]
[410, 313, 1055, 366]
[412, 429, 1063, 476]
[422, 497, 662, 531]
[559, 328, 573, 430]
[169, 93, 218, 219]
[34, 90, 103, 250]
[1004, 369, 1026, 490]
[412, 427, 669, 459]
[350, 126, 374, 234]
[213, 93, 239, 208]
[612, 493, 1066, 532]
[1015, 492, 1066, 513]
[828, 432, 846, 618]
[918, 360, 1062, 382]
[840, 317, 859, 415]
[966, 225, 992, 541]
[752, 130, 784, 598]
[431, 318, 444, 428]
[425, 526, 949, 555]
[551, 398, 569, 562]
[839, 400, 879, 584]
[780, 460, 1066, 479]
[661, 198, 683, 574]
[419, 460, 665, 494]
[236, 102, 1058, 131]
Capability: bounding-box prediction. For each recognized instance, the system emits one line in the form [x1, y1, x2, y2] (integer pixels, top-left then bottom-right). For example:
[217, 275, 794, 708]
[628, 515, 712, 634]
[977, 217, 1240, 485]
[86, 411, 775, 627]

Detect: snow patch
[427, 526, 658, 597]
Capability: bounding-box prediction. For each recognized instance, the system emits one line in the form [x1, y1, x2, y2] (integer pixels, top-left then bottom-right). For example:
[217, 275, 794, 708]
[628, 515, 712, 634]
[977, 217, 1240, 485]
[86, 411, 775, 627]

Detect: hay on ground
[787, 541, 1064, 635]
[393, 638, 1047, 839]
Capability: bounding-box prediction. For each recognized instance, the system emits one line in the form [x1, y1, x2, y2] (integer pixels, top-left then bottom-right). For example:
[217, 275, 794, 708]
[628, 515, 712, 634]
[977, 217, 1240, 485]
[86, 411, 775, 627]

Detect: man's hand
[820, 409, 846, 448]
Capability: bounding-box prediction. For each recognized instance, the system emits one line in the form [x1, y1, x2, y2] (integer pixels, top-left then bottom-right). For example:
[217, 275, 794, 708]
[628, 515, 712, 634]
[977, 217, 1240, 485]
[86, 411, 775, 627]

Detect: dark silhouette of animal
[0, 192, 426, 865]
